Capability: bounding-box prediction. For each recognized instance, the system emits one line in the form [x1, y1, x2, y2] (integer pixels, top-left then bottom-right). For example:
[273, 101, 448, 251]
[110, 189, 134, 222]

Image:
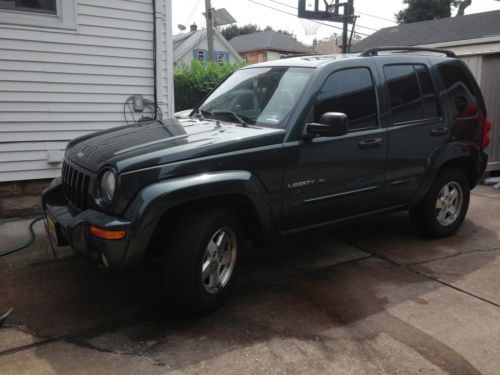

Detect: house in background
[352, 10, 500, 172]
[312, 35, 360, 55]
[0, 0, 174, 217]
[229, 30, 315, 65]
[173, 24, 241, 68]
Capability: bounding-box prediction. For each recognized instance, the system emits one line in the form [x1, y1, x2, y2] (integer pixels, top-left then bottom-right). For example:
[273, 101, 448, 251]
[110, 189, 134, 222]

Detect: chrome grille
[61, 161, 91, 211]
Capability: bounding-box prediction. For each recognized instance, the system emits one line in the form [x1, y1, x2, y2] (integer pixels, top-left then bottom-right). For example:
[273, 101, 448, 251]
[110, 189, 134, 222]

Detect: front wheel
[410, 168, 470, 238]
[163, 207, 241, 314]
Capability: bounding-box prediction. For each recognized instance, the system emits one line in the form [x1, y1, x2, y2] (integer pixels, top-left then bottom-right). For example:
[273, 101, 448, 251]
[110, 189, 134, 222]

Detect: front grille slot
[61, 161, 91, 212]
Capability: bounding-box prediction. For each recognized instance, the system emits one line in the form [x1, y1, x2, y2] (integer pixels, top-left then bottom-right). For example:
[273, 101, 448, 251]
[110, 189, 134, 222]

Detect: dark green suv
[42, 47, 491, 312]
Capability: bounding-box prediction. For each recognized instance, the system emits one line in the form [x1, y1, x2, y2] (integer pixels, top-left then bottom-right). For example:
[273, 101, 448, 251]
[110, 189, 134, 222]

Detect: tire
[162, 207, 241, 314]
[410, 168, 470, 238]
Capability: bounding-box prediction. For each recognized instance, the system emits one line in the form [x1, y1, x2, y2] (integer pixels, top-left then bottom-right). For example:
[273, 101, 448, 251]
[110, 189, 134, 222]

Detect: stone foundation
[0, 179, 51, 219]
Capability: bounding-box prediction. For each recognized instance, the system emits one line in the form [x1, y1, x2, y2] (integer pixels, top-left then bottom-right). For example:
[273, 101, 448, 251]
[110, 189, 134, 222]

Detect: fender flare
[122, 170, 275, 265]
[412, 141, 481, 205]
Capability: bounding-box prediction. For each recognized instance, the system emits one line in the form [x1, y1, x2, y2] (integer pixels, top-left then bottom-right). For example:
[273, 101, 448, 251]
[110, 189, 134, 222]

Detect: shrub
[174, 60, 244, 112]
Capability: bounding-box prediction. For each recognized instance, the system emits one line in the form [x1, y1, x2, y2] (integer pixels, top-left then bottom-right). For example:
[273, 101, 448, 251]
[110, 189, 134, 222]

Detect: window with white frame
[0, 0, 57, 14]
[0, 0, 76, 29]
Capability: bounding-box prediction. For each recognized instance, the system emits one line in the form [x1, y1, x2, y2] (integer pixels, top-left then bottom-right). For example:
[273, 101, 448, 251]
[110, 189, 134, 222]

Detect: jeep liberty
[42, 47, 491, 313]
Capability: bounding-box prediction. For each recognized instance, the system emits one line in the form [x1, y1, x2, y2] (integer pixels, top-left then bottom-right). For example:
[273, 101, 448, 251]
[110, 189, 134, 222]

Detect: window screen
[315, 68, 378, 131]
[0, 0, 56, 14]
[384, 64, 439, 124]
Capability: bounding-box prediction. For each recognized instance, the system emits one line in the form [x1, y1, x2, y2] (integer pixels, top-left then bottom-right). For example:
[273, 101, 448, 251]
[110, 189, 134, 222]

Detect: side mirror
[305, 112, 349, 138]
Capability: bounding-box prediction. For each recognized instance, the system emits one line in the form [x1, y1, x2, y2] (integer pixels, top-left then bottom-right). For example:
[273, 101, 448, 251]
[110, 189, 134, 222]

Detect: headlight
[99, 170, 116, 203]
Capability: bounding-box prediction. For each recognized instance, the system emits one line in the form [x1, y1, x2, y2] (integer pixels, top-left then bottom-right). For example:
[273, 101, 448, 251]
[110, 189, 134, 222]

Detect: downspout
[164, 0, 174, 116]
[152, 0, 174, 118]
[152, 0, 158, 119]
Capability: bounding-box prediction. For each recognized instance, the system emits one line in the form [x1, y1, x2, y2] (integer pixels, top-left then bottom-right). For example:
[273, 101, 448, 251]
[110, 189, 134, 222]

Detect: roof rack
[360, 46, 456, 58]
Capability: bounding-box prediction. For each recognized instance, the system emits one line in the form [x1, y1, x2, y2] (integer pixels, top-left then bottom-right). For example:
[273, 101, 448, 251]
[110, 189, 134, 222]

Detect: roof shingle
[352, 10, 500, 53]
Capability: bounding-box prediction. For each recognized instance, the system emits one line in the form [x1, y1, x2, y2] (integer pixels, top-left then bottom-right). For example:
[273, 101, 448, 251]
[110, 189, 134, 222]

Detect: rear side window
[384, 64, 439, 124]
[438, 61, 482, 118]
[315, 68, 378, 131]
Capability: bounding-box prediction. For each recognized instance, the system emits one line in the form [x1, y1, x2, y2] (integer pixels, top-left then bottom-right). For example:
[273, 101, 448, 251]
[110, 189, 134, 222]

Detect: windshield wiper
[210, 110, 249, 128]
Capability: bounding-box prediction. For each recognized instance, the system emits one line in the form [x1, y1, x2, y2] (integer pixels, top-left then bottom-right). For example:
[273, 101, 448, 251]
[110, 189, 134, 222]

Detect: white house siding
[424, 40, 500, 170]
[173, 29, 242, 68]
[0, 0, 172, 182]
[176, 36, 241, 66]
[480, 54, 500, 170]
[460, 55, 483, 83]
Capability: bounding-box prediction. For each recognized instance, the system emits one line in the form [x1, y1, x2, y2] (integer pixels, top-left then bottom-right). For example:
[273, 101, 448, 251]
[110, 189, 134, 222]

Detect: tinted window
[315, 68, 378, 131]
[0, 0, 56, 14]
[438, 61, 481, 118]
[438, 61, 483, 141]
[384, 64, 439, 124]
[415, 65, 439, 119]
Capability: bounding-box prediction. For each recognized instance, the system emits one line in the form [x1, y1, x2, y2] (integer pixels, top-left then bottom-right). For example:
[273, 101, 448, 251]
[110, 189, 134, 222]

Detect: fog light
[88, 225, 126, 240]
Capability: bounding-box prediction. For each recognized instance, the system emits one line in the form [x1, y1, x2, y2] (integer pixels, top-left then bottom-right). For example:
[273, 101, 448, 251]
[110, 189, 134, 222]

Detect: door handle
[430, 127, 449, 136]
[358, 138, 383, 149]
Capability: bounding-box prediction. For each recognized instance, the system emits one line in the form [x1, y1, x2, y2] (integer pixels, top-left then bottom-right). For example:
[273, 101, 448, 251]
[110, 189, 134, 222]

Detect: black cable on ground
[0, 215, 45, 258]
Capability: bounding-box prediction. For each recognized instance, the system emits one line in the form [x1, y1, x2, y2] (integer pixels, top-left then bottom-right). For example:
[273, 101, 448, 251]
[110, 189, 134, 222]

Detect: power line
[356, 10, 397, 24]
[263, 0, 377, 33]
[246, 0, 370, 36]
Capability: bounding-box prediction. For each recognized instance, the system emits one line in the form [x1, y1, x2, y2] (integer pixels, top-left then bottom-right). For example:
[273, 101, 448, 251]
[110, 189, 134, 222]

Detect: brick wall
[0, 179, 51, 218]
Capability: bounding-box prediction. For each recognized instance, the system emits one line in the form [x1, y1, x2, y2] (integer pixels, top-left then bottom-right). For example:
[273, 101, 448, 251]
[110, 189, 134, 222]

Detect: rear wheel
[163, 207, 241, 314]
[410, 168, 470, 238]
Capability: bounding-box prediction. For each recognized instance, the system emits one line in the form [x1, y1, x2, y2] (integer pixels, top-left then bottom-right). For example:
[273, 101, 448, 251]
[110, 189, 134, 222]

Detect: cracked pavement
[0, 185, 499, 374]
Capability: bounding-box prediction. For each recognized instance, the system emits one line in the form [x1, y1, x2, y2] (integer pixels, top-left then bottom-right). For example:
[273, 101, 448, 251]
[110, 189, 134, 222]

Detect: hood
[65, 117, 285, 173]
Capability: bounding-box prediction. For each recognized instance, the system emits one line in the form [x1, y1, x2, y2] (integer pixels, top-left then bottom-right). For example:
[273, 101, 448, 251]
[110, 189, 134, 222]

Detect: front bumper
[42, 178, 133, 270]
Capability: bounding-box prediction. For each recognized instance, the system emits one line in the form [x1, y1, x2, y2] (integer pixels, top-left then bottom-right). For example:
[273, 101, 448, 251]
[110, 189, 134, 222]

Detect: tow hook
[0, 308, 13, 329]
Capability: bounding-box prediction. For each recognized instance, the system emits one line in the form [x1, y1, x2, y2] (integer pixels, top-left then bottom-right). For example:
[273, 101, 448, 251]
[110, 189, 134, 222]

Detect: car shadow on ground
[1, 210, 498, 373]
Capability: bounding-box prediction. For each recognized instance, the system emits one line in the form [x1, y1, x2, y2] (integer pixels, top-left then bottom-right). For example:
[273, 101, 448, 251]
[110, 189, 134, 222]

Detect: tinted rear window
[438, 61, 483, 117]
[384, 64, 439, 124]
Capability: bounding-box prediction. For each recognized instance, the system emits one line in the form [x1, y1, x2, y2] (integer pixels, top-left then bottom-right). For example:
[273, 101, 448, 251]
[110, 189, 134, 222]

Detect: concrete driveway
[1, 186, 499, 374]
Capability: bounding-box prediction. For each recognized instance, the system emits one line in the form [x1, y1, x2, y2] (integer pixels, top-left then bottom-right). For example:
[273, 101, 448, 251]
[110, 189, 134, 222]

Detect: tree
[264, 26, 296, 40]
[174, 60, 244, 111]
[221, 24, 259, 41]
[396, 0, 472, 24]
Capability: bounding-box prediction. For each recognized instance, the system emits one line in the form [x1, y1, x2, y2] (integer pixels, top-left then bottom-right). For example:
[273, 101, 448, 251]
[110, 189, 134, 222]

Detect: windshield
[198, 67, 313, 128]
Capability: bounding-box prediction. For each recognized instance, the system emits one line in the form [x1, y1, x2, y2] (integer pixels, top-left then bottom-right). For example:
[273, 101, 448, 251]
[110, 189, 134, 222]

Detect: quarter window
[384, 64, 439, 124]
[0, 0, 56, 14]
[315, 68, 378, 131]
[438, 61, 482, 117]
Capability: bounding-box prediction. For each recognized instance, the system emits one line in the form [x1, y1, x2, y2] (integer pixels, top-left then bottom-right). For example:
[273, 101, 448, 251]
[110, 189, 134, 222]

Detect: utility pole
[205, 0, 215, 61]
[341, 0, 354, 54]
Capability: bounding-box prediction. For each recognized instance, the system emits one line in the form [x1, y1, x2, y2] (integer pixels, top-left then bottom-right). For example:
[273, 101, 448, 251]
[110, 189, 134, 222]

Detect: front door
[282, 66, 387, 231]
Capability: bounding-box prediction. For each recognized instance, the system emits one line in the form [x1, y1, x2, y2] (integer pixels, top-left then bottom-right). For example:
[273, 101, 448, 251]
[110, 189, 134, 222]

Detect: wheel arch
[438, 157, 478, 189]
[412, 142, 482, 206]
[122, 170, 277, 266]
[145, 193, 263, 261]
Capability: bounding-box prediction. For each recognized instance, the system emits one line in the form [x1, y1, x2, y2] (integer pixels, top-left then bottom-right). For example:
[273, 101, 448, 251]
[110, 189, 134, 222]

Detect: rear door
[374, 59, 446, 205]
[282, 64, 388, 230]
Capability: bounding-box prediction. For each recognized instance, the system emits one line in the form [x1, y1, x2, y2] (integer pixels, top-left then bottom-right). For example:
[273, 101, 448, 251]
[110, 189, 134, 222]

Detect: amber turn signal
[88, 225, 126, 240]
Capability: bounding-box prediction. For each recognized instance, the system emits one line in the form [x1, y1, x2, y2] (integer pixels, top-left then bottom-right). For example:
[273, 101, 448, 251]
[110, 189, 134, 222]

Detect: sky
[172, 0, 500, 45]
